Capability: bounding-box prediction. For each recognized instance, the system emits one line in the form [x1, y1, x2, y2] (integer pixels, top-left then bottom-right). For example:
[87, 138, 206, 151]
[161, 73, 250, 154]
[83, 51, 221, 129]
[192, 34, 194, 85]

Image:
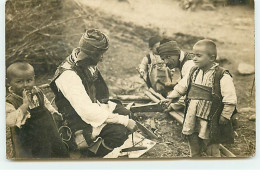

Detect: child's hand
[219, 116, 229, 125]
[165, 81, 176, 88]
[22, 89, 30, 106]
[19, 90, 30, 114]
[160, 99, 172, 112]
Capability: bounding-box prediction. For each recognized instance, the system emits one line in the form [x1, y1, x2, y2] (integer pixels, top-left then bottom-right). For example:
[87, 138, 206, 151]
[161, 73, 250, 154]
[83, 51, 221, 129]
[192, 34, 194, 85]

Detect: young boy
[139, 36, 173, 96]
[6, 61, 69, 159]
[162, 39, 237, 157]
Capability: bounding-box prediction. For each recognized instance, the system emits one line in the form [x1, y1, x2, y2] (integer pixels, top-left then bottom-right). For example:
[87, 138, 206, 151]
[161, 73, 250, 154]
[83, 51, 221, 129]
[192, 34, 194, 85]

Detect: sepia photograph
[5, 0, 255, 159]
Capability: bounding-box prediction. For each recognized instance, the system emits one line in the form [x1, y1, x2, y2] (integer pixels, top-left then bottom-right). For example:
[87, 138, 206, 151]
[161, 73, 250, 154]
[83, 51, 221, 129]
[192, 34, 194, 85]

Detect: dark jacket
[50, 62, 110, 149]
[6, 91, 68, 158]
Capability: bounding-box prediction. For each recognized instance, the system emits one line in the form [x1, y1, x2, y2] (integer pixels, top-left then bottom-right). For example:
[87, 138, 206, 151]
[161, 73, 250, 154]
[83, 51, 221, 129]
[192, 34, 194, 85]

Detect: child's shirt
[139, 52, 174, 89]
[6, 87, 57, 128]
[139, 52, 164, 71]
[168, 63, 237, 139]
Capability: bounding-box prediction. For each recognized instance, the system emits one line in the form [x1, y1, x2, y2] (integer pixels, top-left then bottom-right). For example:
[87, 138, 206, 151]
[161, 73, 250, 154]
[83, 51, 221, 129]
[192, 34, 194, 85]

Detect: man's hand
[126, 119, 138, 133]
[219, 116, 229, 125]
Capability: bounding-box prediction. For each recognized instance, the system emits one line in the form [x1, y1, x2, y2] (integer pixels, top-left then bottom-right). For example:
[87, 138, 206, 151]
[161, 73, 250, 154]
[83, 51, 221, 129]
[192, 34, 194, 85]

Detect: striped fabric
[191, 64, 218, 120]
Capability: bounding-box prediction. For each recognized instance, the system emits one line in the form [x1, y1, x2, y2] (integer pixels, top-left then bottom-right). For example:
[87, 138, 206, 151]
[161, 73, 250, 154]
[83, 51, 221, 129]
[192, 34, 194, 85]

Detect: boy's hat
[148, 36, 161, 48]
[79, 29, 109, 56]
[157, 41, 181, 57]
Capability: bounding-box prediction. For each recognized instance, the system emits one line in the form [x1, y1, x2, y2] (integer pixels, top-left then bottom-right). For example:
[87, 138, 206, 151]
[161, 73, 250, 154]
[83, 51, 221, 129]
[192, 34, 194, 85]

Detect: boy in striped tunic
[162, 39, 237, 157]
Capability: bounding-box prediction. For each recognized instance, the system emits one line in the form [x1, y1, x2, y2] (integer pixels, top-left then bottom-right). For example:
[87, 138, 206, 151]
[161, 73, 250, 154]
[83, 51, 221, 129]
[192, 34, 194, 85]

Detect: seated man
[50, 29, 137, 157]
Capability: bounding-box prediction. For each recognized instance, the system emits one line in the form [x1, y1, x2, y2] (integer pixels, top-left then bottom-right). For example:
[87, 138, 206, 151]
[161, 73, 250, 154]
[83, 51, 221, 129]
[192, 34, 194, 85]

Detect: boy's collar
[199, 62, 219, 73]
[210, 62, 219, 69]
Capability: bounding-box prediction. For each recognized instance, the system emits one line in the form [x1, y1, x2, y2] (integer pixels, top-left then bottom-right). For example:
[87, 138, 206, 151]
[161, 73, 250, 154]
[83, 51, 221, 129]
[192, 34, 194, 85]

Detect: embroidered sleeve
[6, 102, 30, 128]
[220, 73, 237, 119]
[55, 70, 110, 128]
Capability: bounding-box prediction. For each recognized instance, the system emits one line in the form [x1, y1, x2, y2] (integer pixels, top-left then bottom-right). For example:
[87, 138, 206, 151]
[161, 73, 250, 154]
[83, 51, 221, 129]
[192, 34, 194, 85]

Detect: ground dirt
[6, 0, 255, 158]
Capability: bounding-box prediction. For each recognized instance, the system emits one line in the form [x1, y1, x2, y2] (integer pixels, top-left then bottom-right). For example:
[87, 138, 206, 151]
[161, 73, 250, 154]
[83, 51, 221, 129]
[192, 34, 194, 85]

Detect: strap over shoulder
[146, 54, 152, 64]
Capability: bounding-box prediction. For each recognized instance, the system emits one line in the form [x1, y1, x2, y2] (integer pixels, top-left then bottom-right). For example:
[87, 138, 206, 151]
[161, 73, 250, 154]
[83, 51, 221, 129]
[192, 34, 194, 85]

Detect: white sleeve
[220, 73, 237, 119]
[55, 70, 110, 128]
[6, 102, 30, 128]
[220, 73, 237, 105]
[139, 56, 149, 72]
[181, 60, 195, 77]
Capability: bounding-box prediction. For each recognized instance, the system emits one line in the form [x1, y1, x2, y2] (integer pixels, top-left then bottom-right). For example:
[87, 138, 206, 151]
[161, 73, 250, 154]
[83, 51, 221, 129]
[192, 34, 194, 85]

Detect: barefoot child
[6, 61, 69, 159]
[162, 39, 237, 157]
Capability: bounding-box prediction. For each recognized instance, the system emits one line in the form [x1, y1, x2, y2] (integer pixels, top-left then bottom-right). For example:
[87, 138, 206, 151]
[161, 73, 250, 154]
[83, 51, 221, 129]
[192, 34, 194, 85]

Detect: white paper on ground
[103, 132, 156, 158]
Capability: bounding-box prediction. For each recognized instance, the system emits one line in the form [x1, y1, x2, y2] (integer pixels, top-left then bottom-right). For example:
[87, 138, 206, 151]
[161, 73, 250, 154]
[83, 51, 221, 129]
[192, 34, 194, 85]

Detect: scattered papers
[104, 132, 156, 158]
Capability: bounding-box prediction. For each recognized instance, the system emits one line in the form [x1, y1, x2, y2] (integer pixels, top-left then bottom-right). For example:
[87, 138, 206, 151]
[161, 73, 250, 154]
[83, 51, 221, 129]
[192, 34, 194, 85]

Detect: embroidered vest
[50, 62, 110, 147]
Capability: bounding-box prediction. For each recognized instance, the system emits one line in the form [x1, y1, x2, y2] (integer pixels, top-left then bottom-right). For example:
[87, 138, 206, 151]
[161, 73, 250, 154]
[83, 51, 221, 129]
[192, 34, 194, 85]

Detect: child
[6, 61, 69, 159]
[139, 36, 173, 96]
[162, 39, 237, 157]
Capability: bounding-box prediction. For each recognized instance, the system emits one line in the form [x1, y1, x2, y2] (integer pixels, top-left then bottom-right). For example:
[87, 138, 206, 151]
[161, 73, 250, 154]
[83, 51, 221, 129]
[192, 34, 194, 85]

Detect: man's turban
[79, 29, 109, 56]
[157, 41, 181, 57]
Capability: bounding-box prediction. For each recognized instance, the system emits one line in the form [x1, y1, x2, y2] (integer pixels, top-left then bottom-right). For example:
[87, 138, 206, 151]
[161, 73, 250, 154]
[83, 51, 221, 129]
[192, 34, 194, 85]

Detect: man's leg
[96, 124, 129, 157]
[187, 133, 202, 157]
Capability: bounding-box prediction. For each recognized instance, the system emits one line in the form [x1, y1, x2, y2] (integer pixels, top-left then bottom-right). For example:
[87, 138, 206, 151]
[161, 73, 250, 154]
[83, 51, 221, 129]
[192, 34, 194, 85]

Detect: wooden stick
[219, 144, 236, 157]
[38, 83, 50, 88]
[144, 91, 160, 103]
[148, 88, 165, 100]
[116, 95, 150, 102]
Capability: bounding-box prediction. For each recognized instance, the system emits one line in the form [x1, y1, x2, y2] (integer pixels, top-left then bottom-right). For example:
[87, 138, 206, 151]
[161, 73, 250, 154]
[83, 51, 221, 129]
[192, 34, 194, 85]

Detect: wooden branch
[148, 88, 165, 100]
[22, 15, 86, 41]
[116, 95, 150, 102]
[144, 91, 160, 103]
[38, 83, 50, 88]
[219, 144, 236, 158]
